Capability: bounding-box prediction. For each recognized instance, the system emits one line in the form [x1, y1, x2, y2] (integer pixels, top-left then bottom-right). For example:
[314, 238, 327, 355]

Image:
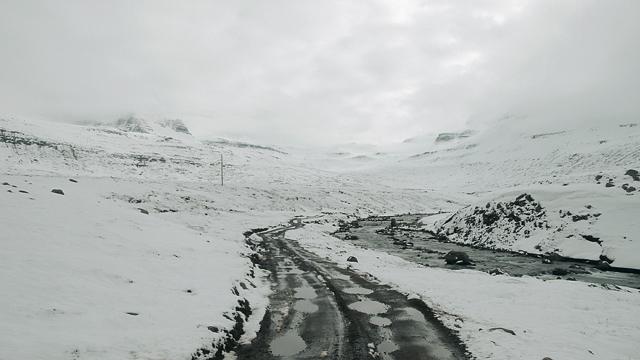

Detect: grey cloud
[0, 0, 637, 145]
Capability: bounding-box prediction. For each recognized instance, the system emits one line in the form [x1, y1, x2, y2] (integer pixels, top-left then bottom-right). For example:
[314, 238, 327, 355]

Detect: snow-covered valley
[1, 116, 639, 360]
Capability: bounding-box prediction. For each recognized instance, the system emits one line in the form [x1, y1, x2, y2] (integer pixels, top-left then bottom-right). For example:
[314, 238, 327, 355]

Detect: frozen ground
[2, 115, 639, 359]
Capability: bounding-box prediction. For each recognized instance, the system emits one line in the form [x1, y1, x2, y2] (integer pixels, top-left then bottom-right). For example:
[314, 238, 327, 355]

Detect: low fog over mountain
[1, 1, 639, 360]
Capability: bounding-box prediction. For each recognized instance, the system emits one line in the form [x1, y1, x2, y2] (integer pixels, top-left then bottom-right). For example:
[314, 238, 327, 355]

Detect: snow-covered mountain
[325, 118, 640, 269]
[2, 115, 639, 359]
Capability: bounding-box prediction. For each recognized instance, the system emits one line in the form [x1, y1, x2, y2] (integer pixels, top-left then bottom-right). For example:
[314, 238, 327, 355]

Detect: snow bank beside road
[288, 223, 640, 360]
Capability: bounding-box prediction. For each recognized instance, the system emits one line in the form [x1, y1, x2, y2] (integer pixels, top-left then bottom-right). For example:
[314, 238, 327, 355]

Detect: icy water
[339, 216, 640, 289]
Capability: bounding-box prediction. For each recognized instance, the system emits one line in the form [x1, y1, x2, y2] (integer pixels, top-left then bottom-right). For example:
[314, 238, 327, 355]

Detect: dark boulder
[580, 234, 602, 244]
[551, 268, 569, 276]
[571, 214, 589, 222]
[51, 189, 64, 195]
[596, 261, 611, 271]
[444, 251, 472, 265]
[347, 256, 358, 263]
[625, 169, 639, 181]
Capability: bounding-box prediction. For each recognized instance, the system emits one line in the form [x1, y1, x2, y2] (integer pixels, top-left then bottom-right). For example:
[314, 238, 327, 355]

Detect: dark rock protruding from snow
[437, 193, 548, 249]
[346, 256, 358, 262]
[434, 130, 474, 143]
[51, 189, 64, 195]
[116, 116, 152, 133]
[160, 119, 191, 135]
[625, 169, 639, 181]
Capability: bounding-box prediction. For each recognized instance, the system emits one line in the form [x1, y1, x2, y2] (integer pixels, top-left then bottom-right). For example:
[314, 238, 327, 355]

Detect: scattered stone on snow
[51, 189, 64, 195]
[625, 169, 639, 181]
[488, 327, 516, 335]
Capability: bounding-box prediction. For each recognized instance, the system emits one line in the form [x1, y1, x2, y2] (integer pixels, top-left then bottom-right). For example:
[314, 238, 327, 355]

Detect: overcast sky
[0, 0, 638, 145]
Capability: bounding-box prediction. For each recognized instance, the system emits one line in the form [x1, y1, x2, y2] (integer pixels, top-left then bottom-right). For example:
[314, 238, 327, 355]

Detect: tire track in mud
[236, 220, 469, 360]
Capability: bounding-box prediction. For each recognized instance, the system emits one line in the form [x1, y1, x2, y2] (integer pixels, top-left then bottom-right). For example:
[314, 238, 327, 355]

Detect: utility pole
[220, 153, 224, 186]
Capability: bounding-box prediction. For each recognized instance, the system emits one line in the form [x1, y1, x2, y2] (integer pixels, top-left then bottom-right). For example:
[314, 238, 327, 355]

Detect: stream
[335, 215, 640, 289]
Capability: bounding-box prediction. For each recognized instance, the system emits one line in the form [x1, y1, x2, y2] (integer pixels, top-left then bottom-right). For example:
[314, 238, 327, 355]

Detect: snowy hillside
[2, 115, 639, 359]
[347, 118, 640, 269]
[0, 116, 436, 360]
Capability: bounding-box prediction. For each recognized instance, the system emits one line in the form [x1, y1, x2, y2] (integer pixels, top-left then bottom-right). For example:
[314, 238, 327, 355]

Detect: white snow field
[2, 115, 639, 360]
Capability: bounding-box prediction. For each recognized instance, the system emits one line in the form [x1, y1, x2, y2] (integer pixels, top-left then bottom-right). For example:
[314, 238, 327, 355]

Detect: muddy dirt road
[237, 219, 469, 360]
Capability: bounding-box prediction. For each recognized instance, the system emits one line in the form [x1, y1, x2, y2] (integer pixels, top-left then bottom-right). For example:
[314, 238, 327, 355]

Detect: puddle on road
[378, 339, 399, 355]
[294, 299, 319, 313]
[270, 331, 306, 357]
[369, 316, 392, 327]
[342, 286, 374, 295]
[294, 286, 317, 299]
[348, 300, 389, 314]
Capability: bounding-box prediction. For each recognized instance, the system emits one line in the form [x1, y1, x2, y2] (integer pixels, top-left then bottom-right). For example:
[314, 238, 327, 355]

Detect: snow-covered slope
[0, 116, 436, 360]
[2, 115, 639, 359]
[346, 118, 640, 269]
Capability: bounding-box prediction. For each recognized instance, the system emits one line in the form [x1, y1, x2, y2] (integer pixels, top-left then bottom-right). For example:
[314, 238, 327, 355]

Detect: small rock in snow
[138, 208, 149, 215]
[68, 178, 78, 183]
[51, 189, 64, 195]
[125, 312, 139, 316]
[488, 327, 516, 335]
[347, 256, 358, 262]
[207, 326, 219, 333]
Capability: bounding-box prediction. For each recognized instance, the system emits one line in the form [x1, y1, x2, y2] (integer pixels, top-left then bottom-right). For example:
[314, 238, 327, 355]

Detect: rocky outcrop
[160, 119, 191, 135]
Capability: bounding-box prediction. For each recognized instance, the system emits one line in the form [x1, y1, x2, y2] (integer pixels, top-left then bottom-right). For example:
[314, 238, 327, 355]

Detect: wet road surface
[236, 220, 469, 360]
